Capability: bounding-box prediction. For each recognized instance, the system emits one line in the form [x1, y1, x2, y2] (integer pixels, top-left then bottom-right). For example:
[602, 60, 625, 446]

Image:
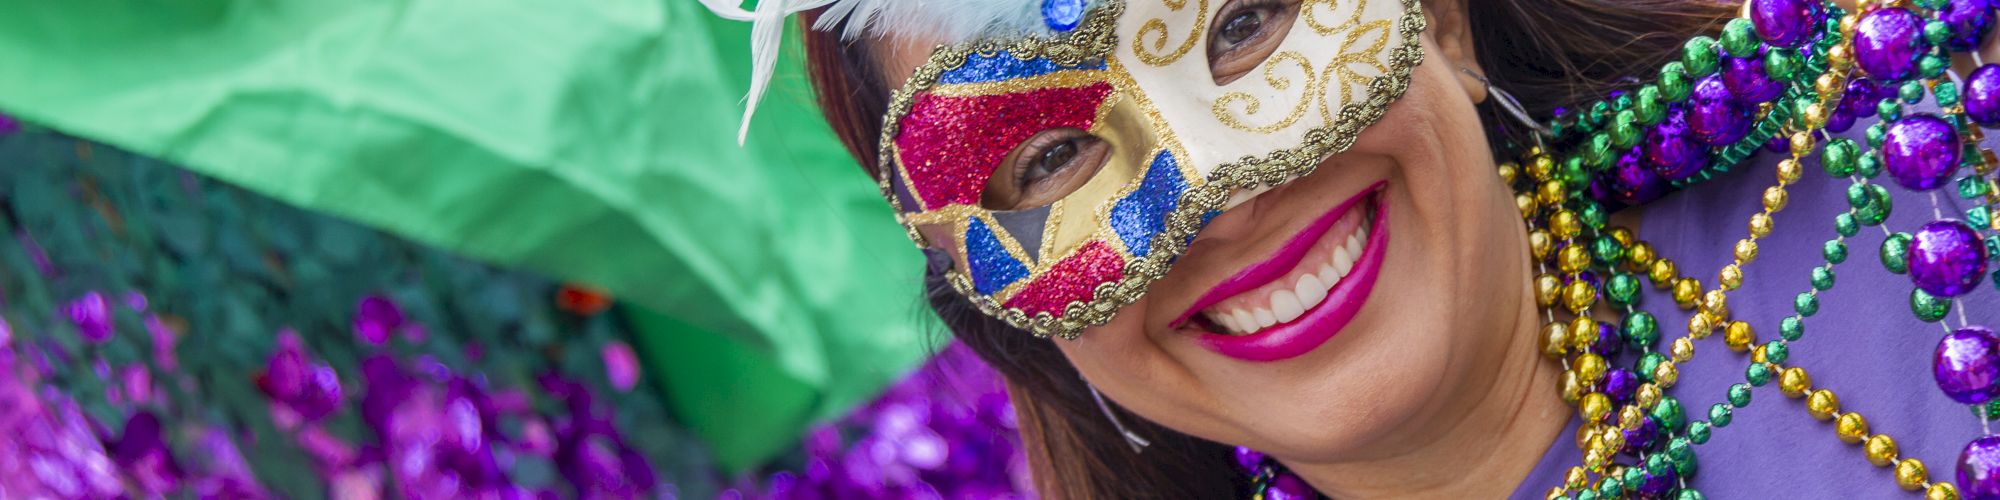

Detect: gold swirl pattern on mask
[1131, 0, 1209, 66]
[1212, 2, 1393, 134]
[1211, 51, 1318, 133]
[875, 0, 1426, 338]
[1316, 17, 1393, 126]
[1303, 0, 1367, 36]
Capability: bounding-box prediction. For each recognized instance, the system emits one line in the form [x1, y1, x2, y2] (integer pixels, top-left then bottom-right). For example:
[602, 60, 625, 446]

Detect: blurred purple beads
[64, 292, 113, 344]
[1937, 0, 1996, 51]
[354, 295, 406, 345]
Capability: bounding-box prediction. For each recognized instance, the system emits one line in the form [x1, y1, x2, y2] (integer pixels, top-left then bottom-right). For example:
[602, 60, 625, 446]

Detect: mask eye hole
[1206, 0, 1301, 85]
[981, 128, 1111, 211]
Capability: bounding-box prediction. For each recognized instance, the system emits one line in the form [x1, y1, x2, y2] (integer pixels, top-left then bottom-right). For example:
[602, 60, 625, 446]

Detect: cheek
[1351, 52, 1515, 268]
[1363, 53, 1525, 324]
[1350, 59, 1494, 192]
[1050, 302, 1250, 442]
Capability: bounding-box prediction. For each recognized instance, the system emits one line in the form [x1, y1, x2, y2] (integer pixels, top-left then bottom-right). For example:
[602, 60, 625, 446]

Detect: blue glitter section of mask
[1110, 151, 1189, 257]
[936, 51, 1106, 85]
[1042, 0, 1086, 32]
[965, 218, 1030, 295]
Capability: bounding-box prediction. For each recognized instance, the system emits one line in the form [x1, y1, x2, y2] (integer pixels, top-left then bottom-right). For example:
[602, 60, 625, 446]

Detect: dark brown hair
[800, 1, 1733, 497]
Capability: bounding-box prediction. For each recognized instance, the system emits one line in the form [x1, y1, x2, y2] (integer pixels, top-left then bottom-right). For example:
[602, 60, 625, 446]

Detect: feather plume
[814, 0, 1080, 42]
[699, 0, 1094, 144]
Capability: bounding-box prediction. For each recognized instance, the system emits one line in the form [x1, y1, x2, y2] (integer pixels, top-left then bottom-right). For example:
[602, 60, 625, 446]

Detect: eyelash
[1225, 1, 1283, 26]
[1232, 0, 1284, 14]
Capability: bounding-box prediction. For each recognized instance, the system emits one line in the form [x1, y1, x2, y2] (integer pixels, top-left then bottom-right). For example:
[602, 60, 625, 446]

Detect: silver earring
[1460, 67, 1553, 142]
[1087, 381, 1152, 453]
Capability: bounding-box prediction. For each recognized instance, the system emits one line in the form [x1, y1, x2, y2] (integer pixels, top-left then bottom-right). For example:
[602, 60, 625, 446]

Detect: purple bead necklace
[1239, 0, 2000, 497]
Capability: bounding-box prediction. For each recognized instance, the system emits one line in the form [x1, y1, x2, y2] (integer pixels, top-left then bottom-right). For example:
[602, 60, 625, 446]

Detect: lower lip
[1189, 188, 1389, 362]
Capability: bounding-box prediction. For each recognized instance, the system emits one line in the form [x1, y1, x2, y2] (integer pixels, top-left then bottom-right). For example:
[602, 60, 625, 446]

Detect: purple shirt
[1510, 117, 2000, 498]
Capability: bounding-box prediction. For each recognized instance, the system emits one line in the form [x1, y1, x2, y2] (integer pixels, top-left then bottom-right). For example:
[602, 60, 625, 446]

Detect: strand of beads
[1955, 62, 2000, 240]
[1522, 147, 1764, 499]
[1836, 0, 2000, 497]
[1236, 447, 1313, 500]
[1504, 130, 1683, 498]
[1519, 0, 2000, 495]
[1743, 122, 1962, 497]
[1529, 4, 1851, 498]
[1705, 0, 2000, 496]
[1523, 0, 2000, 496]
[1520, 159, 1699, 500]
[1683, 0, 1982, 496]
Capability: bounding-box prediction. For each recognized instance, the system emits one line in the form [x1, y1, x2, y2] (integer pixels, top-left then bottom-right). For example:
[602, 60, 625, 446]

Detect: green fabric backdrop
[0, 0, 934, 471]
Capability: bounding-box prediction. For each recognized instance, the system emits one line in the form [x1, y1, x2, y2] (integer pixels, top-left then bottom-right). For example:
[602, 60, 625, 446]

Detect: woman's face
[876, 0, 1533, 466]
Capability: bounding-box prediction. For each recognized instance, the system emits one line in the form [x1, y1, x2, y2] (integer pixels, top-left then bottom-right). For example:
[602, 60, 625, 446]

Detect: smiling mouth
[1177, 183, 1389, 362]
[1196, 201, 1372, 334]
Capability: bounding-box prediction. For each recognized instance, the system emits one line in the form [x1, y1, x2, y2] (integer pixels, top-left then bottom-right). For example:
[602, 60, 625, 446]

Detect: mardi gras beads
[1256, 0, 2000, 495]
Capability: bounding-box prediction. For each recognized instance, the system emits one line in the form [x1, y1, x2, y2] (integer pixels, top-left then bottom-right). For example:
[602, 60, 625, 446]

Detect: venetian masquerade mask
[705, 0, 1426, 338]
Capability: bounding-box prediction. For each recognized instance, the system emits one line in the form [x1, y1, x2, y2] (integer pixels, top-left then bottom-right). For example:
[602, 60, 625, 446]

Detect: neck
[1284, 270, 1569, 498]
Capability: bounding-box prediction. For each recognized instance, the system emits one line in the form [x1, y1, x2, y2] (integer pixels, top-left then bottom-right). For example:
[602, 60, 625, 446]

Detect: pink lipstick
[1179, 183, 1389, 362]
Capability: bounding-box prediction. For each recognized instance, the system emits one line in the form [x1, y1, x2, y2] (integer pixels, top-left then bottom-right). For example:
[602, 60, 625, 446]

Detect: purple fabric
[1510, 111, 2000, 498]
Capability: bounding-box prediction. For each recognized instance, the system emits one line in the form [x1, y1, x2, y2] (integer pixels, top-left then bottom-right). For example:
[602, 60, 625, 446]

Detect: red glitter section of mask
[894, 83, 1112, 210]
[1002, 240, 1126, 316]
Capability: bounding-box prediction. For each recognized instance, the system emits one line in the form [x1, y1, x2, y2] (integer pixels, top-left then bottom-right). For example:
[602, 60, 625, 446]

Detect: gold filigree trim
[1318, 17, 1392, 125]
[903, 204, 987, 227]
[927, 69, 1112, 97]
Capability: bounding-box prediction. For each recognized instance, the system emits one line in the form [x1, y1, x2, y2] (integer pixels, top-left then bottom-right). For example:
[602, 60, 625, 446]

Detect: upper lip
[1171, 181, 1386, 328]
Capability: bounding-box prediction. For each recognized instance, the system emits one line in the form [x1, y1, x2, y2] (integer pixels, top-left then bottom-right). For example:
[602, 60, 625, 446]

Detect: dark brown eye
[1027, 140, 1080, 187]
[1219, 11, 1263, 45]
[982, 128, 1110, 211]
[1206, 0, 1300, 85]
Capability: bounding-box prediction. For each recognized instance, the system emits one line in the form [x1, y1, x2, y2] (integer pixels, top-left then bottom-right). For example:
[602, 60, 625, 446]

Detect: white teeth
[1316, 264, 1340, 287]
[1295, 274, 1328, 310]
[1270, 290, 1304, 323]
[1231, 309, 1257, 334]
[1333, 247, 1355, 277]
[1253, 308, 1277, 329]
[1198, 204, 1376, 335]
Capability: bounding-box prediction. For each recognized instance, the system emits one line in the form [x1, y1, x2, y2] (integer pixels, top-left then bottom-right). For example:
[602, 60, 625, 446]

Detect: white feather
[698, 0, 1094, 144]
[701, 0, 836, 143]
[814, 0, 1075, 42]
